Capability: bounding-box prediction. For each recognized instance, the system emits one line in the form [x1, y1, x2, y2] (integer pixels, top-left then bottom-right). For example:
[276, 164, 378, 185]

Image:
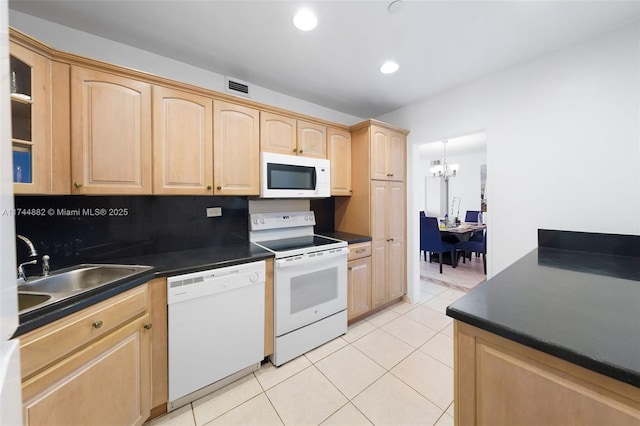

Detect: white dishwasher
[167, 261, 265, 411]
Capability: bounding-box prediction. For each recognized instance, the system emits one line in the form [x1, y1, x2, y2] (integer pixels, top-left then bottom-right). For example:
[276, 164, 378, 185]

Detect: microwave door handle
[312, 167, 317, 189]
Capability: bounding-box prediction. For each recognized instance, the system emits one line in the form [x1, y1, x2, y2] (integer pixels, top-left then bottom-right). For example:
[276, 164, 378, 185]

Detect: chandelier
[430, 140, 459, 181]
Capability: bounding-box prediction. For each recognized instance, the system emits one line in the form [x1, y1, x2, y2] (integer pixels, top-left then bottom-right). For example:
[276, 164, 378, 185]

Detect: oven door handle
[276, 249, 347, 269]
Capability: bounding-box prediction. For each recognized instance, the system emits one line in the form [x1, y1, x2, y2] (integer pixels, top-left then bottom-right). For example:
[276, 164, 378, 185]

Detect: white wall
[379, 22, 640, 302]
[8, 10, 364, 126]
[424, 176, 443, 217]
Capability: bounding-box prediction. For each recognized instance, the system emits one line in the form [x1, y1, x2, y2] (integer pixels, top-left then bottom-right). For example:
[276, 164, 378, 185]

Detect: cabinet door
[370, 126, 388, 180]
[371, 241, 387, 308]
[213, 100, 260, 195]
[22, 314, 151, 426]
[348, 256, 371, 321]
[297, 120, 327, 158]
[387, 183, 405, 300]
[153, 86, 213, 194]
[148, 277, 168, 418]
[71, 67, 152, 194]
[387, 131, 406, 181]
[371, 181, 389, 308]
[386, 182, 406, 299]
[327, 127, 352, 196]
[10, 42, 51, 194]
[260, 111, 297, 155]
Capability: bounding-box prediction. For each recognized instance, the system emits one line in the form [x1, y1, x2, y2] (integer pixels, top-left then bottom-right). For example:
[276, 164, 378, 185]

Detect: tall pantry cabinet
[335, 120, 409, 314]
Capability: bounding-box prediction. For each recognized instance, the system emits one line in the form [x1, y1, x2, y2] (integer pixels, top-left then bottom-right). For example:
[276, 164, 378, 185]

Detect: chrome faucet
[17, 234, 37, 257]
[16, 234, 38, 281]
[17, 259, 37, 281]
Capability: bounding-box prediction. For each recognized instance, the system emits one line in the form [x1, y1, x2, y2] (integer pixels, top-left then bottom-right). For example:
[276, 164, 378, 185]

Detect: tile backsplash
[14, 195, 249, 270]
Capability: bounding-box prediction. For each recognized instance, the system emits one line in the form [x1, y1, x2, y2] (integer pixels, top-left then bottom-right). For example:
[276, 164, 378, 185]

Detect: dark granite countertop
[447, 238, 640, 388]
[110, 242, 274, 277]
[15, 242, 273, 337]
[318, 231, 371, 244]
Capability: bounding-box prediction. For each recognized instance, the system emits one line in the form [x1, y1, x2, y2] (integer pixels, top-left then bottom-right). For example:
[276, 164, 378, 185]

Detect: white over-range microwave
[260, 152, 330, 198]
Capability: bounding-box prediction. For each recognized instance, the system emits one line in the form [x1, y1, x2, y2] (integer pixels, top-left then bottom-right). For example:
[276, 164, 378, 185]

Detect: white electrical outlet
[206, 207, 222, 217]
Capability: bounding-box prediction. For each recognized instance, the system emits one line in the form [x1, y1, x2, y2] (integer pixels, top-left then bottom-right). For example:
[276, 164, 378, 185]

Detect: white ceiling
[8, 0, 640, 118]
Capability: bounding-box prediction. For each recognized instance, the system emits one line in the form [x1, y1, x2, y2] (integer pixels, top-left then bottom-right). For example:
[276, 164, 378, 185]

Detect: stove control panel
[250, 211, 316, 231]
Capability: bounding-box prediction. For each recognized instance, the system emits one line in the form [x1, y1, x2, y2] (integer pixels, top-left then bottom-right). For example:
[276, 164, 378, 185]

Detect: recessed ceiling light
[388, 0, 404, 14]
[380, 61, 399, 74]
[293, 9, 318, 31]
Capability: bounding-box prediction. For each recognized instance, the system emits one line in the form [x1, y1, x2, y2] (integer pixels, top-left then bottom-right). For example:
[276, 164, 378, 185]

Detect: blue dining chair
[420, 216, 458, 273]
[456, 229, 487, 274]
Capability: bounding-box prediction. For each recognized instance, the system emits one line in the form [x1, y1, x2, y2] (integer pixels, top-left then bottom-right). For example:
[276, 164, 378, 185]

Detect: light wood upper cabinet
[71, 66, 152, 194]
[260, 111, 297, 155]
[260, 112, 327, 158]
[370, 125, 406, 181]
[327, 127, 352, 196]
[153, 86, 213, 195]
[297, 120, 326, 158]
[10, 39, 70, 195]
[213, 100, 260, 195]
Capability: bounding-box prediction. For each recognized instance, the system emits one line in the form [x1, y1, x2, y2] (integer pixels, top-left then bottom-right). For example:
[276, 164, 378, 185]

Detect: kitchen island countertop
[446, 229, 640, 388]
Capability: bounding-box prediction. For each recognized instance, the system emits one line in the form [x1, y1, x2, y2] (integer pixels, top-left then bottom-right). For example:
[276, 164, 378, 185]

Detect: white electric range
[250, 211, 348, 366]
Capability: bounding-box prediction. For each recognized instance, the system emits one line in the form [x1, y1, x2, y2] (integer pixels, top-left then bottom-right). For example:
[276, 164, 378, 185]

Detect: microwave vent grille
[225, 76, 251, 98]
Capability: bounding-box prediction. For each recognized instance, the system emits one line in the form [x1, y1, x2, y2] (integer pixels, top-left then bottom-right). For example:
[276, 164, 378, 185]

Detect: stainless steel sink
[17, 264, 153, 314]
[18, 293, 52, 312]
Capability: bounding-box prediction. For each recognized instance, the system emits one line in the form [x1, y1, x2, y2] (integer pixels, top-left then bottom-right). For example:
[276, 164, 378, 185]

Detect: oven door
[274, 248, 347, 337]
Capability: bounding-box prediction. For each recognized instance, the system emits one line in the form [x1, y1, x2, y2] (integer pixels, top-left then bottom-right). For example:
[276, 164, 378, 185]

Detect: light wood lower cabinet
[148, 277, 168, 419]
[455, 321, 640, 425]
[19, 285, 152, 426]
[347, 242, 372, 322]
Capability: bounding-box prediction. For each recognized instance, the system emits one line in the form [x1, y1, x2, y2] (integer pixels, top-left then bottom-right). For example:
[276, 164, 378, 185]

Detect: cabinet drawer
[348, 242, 372, 261]
[20, 284, 149, 380]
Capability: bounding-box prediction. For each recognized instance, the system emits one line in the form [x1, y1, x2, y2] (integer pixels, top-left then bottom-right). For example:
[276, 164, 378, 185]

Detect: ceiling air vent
[225, 76, 251, 98]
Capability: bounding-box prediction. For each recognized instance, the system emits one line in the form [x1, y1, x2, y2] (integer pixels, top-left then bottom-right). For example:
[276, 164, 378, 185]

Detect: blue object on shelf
[13, 151, 32, 183]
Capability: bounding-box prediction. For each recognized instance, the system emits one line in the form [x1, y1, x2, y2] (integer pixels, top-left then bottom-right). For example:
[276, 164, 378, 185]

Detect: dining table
[432, 223, 486, 266]
[440, 223, 486, 242]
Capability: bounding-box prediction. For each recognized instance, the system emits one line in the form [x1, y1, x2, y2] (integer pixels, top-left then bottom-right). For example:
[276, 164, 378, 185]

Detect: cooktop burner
[249, 211, 347, 257]
[255, 235, 341, 253]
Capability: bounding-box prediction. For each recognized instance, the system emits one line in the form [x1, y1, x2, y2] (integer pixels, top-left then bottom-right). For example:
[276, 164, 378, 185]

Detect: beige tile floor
[148, 258, 484, 426]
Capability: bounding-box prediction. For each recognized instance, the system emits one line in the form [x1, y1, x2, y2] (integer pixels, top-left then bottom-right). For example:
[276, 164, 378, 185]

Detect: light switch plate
[206, 207, 222, 217]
